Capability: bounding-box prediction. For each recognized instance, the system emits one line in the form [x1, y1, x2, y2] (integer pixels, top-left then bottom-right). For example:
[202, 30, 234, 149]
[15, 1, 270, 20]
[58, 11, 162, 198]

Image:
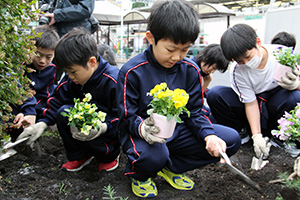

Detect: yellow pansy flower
[74, 114, 82, 120]
[83, 93, 92, 102]
[147, 83, 190, 123]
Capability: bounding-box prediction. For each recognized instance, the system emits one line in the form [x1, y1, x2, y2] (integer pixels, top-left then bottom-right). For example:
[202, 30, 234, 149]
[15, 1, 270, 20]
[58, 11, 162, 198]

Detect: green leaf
[174, 116, 182, 123]
[60, 112, 68, 117]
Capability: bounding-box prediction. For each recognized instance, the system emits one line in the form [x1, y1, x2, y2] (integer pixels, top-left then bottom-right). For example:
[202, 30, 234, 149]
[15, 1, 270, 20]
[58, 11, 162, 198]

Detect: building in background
[95, 0, 300, 59]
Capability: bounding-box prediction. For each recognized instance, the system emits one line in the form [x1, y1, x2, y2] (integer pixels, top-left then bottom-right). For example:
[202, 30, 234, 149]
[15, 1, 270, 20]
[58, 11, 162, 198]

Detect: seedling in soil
[103, 184, 128, 200]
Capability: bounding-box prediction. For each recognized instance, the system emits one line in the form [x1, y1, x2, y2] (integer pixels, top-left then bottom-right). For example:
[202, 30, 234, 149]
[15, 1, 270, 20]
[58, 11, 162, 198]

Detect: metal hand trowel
[251, 137, 270, 170]
[0, 137, 29, 161]
[219, 147, 263, 193]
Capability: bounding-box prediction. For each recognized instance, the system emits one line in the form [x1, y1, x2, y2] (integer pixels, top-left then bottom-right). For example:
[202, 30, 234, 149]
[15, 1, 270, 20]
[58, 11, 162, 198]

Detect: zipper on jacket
[164, 68, 168, 85]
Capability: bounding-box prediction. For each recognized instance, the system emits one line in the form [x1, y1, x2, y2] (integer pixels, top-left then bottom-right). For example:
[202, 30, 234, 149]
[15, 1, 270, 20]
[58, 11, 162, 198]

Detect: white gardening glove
[70, 123, 107, 141]
[17, 122, 47, 148]
[252, 134, 271, 159]
[139, 117, 165, 145]
[294, 156, 300, 177]
[277, 68, 300, 90]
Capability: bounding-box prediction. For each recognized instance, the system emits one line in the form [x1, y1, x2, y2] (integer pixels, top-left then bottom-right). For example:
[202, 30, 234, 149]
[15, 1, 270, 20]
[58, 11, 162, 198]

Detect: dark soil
[0, 133, 297, 200]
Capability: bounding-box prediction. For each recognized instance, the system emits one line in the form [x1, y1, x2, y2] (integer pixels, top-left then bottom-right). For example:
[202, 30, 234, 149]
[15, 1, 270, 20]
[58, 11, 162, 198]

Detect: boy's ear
[256, 37, 262, 47]
[146, 31, 155, 45]
[88, 56, 97, 67]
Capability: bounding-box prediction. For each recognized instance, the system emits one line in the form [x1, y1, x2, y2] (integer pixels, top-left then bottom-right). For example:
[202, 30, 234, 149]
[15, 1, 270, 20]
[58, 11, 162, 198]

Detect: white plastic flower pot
[151, 113, 176, 139]
[273, 62, 293, 82]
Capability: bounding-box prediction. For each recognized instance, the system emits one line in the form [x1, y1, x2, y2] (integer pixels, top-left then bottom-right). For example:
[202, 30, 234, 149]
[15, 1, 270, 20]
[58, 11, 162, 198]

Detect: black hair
[98, 44, 117, 66]
[271, 31, 296, 49]
[32, 25, 59, 50]
[147, 0, 199, 44]
[194, 44, 229, 73]
[220, 24, 258, 61]
[53, 28, 98, 69]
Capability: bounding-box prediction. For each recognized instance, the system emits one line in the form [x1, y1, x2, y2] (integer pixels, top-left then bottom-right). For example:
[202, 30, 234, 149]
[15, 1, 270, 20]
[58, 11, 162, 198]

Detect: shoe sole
[100, 156, 119, 172]
[241, 135, 250, 145]
[62, 157, 94, 172]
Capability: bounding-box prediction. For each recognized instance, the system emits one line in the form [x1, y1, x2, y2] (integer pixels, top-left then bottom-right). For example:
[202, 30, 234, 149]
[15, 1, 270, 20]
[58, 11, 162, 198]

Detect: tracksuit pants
[206, 86, 300, 137]
[56, 105, 120, 163]
[120, 123, 241, 181]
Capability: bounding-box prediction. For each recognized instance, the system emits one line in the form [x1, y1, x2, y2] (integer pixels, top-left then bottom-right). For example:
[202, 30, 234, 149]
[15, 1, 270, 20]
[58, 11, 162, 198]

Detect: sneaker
[157, 168, 194, 190]
[61, 156, 93, 172]
[270, 137, 300, 157]
[239, 127, 250, 145]
[131, 177, 158, 198]
[98, 156, 119, 172]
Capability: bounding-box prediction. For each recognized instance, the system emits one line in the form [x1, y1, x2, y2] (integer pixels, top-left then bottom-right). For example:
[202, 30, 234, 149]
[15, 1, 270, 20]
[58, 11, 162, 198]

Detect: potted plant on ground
[146, 82, 190, 139]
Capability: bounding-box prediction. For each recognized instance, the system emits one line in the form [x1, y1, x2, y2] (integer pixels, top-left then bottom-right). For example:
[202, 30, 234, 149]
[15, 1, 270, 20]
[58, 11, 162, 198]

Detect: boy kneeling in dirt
[6, 25, 59, 142]
[116, 0, 241, 198]
[17, 28, 120, 172]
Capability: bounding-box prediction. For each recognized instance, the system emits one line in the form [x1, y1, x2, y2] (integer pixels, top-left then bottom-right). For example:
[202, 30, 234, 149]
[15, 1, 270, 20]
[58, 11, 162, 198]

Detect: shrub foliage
[0, 0, 37, 145]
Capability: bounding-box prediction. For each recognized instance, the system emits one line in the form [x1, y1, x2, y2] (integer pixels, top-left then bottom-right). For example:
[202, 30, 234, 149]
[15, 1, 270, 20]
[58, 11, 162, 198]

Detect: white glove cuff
[39, 122, 48, 129]
[99, 123, 108, 134]
[138, 121, 145, 139]
[252, 133, 263, 140]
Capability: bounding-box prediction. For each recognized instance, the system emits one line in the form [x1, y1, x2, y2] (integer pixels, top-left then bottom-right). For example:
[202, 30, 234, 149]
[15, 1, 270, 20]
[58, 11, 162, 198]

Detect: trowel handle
[218, 145, 232, 165]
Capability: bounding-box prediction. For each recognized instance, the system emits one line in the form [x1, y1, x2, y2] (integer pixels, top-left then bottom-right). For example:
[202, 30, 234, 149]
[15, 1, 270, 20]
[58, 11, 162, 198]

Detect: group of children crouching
[7, 0, 300, 198]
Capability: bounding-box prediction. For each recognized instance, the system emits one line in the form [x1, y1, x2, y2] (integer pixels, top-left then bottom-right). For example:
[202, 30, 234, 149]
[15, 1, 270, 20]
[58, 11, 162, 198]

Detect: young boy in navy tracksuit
[18, 28, 120, 172]
[24, 25, 59, 120]
[116, 0, 241, 198]
[191, 44, 229, 118]
[6, 25, 59, 141]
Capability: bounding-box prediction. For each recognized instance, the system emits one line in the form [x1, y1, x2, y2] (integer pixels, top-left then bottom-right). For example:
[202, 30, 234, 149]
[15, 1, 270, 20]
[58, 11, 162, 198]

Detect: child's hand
[44, 13, 55, 26]
[17, 122, 47, 148]
[252, 133, 271, 159]
[12, 113, 25, 129]
[277, 68, 300, 90]
[139, 117, 165, 144]
[70, 123, 108, 141]
[22, 115, 36, 128]
[204, 135, 226, 162]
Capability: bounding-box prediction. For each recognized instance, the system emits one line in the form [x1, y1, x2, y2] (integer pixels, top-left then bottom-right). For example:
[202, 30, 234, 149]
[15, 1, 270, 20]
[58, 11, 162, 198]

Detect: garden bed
[0, 134, 297, 200]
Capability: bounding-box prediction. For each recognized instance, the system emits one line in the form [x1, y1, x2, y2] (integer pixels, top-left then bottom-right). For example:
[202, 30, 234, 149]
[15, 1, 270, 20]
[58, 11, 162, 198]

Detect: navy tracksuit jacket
[117, 45, 241, 181]
[25, 63, 56, 119]
[39, 57, 120, 162]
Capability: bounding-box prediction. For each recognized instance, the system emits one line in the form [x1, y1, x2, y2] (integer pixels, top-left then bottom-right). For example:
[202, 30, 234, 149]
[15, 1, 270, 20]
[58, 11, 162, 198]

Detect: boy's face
[146, 31, 191, 68]
[235, 47, 261, 65]
[201, 62, 217, 74]
[31, 47, 54, 70]
[235, 37, 263, 65]
[64, 57, 97, 85]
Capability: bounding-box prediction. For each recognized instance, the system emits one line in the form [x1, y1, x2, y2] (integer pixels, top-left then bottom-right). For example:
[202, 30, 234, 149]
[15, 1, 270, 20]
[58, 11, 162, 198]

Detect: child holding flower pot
[206, 24, 300, 159]
[17, 28, 120, 172]
[116, 0, 241, 198]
